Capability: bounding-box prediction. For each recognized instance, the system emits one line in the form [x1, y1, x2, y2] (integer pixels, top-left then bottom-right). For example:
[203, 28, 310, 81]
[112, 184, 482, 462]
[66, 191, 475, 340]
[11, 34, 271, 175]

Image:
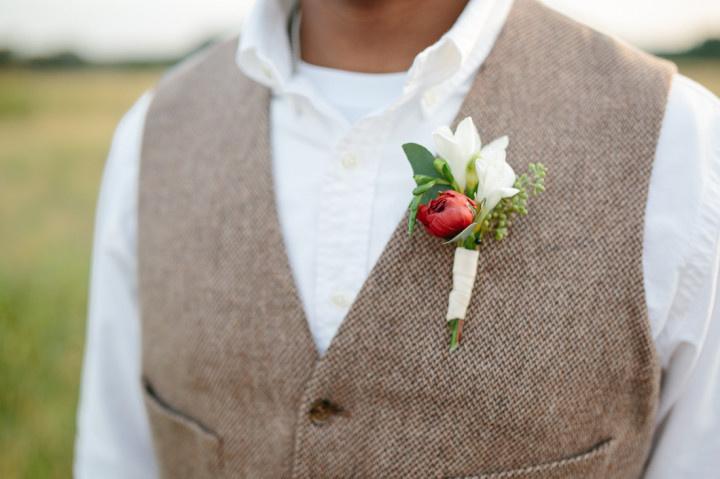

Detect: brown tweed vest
[138, 1, 675, 477]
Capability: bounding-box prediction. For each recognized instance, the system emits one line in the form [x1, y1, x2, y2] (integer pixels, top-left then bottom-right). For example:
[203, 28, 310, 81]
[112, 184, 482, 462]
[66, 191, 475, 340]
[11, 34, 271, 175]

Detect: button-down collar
[236, 0, 514, 118]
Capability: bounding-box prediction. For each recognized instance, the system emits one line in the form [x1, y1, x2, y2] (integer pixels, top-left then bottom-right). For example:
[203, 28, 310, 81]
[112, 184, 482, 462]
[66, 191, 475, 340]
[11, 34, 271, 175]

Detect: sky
[1, 0, 719, 61]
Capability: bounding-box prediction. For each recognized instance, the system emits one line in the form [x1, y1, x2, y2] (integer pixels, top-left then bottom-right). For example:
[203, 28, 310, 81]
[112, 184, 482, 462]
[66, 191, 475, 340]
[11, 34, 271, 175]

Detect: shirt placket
[313, 116, 393, 351]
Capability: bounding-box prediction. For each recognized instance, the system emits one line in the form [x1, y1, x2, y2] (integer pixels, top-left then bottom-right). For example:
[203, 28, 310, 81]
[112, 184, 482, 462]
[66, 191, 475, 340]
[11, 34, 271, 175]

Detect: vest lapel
[231, 86, 320, 363]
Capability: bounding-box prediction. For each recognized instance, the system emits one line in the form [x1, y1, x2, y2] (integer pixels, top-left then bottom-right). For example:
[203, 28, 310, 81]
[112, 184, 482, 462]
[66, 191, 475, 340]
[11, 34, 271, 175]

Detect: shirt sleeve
[73, 92, 158, 479]
[644, 74, 720, 477]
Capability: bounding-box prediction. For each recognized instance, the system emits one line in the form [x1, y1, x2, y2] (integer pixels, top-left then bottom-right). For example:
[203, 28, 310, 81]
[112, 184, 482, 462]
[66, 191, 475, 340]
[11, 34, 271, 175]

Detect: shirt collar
[236, 0, 513, 116]
[236, 0, 296, 89]
[404, 0, 508, 93]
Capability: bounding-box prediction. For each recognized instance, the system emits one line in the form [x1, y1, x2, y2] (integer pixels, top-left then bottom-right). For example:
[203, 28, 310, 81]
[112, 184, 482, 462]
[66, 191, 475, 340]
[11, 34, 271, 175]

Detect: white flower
[432, 116, 518, 216]
[475, 135, 519, 216]
[432, 117, 481, 190]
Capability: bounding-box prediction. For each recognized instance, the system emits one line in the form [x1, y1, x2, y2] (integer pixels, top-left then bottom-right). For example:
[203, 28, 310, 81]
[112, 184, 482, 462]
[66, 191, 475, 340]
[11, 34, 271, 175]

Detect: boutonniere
[403, 117, 547, 351]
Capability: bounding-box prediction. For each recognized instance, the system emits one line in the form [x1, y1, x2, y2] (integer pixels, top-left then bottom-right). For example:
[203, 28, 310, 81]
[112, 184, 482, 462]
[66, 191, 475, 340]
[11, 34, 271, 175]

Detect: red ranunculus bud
[416, 190, 477, 239]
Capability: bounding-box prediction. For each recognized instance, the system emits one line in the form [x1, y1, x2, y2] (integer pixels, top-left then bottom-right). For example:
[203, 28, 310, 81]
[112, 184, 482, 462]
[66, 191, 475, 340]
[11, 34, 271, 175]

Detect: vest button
[308, 398, 344, 426]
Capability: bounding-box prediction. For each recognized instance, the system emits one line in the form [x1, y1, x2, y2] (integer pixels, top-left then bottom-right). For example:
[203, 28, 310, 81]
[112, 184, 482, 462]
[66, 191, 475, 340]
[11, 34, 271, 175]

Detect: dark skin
[299, 0, 470, 73]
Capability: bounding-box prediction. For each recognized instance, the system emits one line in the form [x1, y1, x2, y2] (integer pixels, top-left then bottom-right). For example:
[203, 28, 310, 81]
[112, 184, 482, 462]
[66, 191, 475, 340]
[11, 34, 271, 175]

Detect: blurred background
[0, 0, 719, 477]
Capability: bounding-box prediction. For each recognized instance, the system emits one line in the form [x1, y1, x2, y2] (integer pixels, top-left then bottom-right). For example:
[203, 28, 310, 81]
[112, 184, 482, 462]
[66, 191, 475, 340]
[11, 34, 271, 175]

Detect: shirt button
[422, 90, 438, 109]
[261, 64, 274, 81]
[330, 292, 352, 309]
[341, 152, 359, 170]
[308, 398, 345, 426]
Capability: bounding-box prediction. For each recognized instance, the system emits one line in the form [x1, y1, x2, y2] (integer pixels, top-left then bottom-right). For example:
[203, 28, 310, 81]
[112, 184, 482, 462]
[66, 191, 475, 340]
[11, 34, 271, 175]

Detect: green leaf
[444, 222, 478, 244]
[433, 158, 459, 188]
[412, 180, 436, 196]
[413, 174, 438, 185]
[402, 143, 441, 179]
[462, 235, 477, 250]
[464, 159, 478, 198]
[407, 195, 423, 235]
[421, 183, 451, 204]
[433, 158, 463, 192]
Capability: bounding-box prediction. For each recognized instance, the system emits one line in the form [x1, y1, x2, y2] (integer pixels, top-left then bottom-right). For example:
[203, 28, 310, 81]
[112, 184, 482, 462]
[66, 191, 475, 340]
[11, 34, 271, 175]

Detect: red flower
[417, 190, 477, 239]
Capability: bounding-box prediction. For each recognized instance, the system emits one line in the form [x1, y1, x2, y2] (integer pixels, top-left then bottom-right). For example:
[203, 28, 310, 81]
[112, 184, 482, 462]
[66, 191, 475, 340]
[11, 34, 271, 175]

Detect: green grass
[0, 60, 718, 478]
[674, 58, 720, 94]
[0, 68, 160, 478]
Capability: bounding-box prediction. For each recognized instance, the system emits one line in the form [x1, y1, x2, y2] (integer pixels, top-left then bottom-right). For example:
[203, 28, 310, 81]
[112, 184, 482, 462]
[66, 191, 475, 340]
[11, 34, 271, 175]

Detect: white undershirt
[74, 1, 720, 478]
[296, 60, 407, 123]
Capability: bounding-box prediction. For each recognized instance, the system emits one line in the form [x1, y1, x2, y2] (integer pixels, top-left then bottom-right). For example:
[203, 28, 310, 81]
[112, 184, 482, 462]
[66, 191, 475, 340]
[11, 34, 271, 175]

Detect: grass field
[1, 59, 718, 478]
[0, 68, 160, 478]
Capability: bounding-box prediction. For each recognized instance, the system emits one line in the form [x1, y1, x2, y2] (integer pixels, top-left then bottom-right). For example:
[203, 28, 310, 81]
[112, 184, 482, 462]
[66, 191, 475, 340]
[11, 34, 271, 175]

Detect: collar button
[261, 65, 274, 81]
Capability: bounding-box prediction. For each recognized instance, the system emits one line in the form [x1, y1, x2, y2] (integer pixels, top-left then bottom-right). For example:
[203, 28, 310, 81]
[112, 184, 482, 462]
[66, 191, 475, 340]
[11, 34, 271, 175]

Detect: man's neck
[299, 0, 470, 73]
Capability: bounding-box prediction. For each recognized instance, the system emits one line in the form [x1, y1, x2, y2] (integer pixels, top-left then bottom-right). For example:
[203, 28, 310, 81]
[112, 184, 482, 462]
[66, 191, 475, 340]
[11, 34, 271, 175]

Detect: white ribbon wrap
[446, 247, 480, 321]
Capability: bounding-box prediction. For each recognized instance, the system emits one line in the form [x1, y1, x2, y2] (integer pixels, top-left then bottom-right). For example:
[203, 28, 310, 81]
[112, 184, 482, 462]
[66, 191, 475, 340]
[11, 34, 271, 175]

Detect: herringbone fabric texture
[138, 0, 676, 477]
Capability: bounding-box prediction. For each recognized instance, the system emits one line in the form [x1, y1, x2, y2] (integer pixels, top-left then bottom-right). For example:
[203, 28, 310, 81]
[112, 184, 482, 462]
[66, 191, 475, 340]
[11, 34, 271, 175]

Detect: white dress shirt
[74, 0, 720, 477]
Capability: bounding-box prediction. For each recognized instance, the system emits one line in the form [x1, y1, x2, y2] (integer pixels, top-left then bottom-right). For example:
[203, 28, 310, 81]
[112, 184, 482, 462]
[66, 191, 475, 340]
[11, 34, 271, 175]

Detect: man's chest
[269, 88, 469, 353]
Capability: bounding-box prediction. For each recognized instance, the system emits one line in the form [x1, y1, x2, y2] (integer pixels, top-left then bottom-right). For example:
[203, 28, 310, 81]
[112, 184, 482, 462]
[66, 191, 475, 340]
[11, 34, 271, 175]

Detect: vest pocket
[452, 438, 615, 479]
[142, 377, 223, 478]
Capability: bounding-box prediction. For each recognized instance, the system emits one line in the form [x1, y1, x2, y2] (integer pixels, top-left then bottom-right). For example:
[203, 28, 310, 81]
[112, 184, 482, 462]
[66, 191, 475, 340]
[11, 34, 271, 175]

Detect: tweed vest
[138, 1, 675, 477]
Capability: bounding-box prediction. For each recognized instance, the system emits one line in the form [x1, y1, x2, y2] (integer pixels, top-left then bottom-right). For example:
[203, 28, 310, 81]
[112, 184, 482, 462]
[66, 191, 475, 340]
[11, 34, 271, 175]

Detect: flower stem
[448, 318, 463, 352]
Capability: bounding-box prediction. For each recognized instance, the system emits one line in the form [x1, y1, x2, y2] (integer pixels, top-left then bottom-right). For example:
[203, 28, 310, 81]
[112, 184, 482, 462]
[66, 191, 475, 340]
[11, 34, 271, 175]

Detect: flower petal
[432, 127, 459, 161]
[432, 125, 454, 144]
[455, 117, 481, 159]
[433, 127, 467, 189]
[474, 156, 491, 195]
[483, 192, 503, 215]
[483, 135, 508, 153]
[494, 160, 516, 189]
[498, 186, 520, 198]
[475, 152, 517, 204]
[481, 147, 506, 166]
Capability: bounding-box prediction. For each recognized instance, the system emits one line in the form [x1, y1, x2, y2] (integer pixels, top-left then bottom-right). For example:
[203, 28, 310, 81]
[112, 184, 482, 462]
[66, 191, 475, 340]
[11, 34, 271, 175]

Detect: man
[74, 0, 720, 477]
